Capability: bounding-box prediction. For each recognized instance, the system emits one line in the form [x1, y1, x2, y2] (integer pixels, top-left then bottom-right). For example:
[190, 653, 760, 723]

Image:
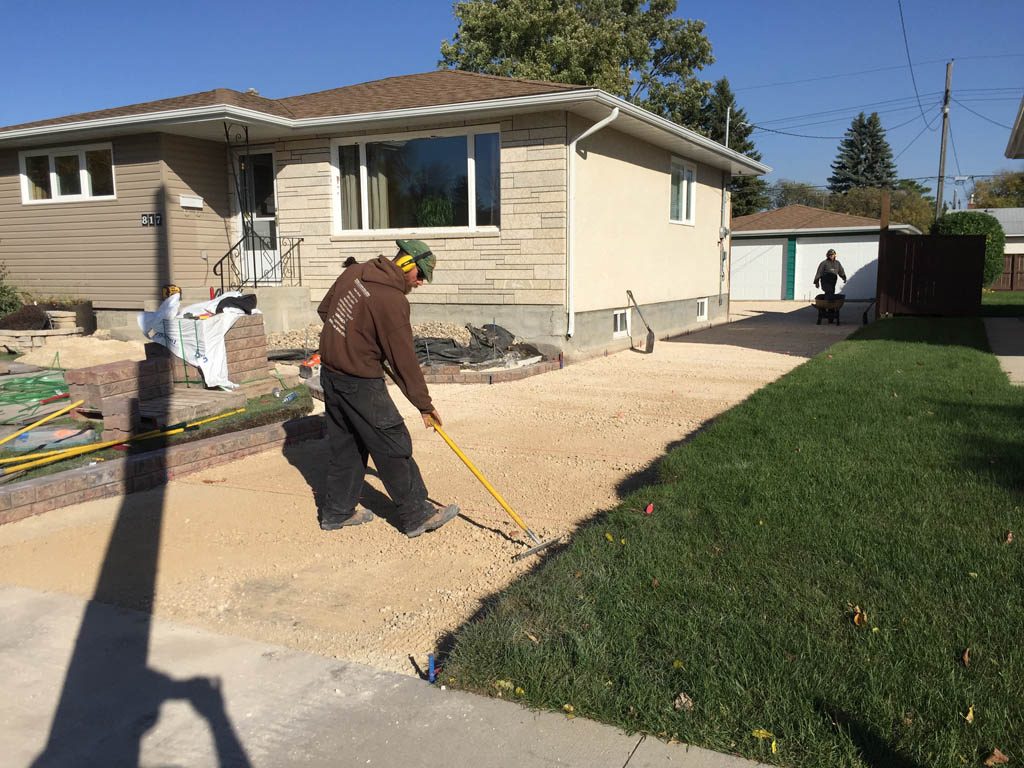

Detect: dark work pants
[320, 368, 430, 528]
[819, 273, 838, 297]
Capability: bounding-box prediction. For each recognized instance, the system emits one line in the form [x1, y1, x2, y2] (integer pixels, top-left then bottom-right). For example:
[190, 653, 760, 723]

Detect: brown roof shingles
[0, 71, 589, 133]
[732, 204, 883, 232]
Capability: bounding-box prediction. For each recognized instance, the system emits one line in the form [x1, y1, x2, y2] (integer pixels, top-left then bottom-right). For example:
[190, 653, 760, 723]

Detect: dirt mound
[17, 336, 146, 369]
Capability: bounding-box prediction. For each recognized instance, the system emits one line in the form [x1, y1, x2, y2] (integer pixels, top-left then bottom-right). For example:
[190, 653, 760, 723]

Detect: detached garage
[729, 205, 920, 301]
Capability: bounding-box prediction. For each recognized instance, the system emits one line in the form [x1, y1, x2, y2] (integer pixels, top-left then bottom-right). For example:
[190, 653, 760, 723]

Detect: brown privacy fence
[992, 253, 1024, 292]
[875, 232, 985, 317]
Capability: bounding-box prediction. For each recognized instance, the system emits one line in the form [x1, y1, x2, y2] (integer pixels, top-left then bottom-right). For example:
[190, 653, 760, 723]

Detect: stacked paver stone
[65, 358, 174, 442]
[144, 314, 278, 396]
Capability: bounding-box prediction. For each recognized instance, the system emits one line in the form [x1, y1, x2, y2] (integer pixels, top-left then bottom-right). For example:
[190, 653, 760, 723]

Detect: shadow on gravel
[31, 194, 250, 768]
[671, 303, 868, 357]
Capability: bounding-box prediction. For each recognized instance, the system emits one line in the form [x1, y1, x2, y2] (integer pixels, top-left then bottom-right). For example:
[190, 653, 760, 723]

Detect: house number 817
[141, 213, 163, 226]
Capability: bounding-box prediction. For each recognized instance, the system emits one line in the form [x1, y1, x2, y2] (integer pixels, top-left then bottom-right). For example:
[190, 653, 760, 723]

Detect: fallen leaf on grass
[1005, 531, 1015, 544]
[673, 692, 694, 712]
[524, 631, 539, 645]
[644, 503, 654, 515]
[604, 532, 614, 542]
[772, 739, 778, 754]
[751, 728, 774, 740]
[962, 647, 971, 667]
[962, 704, 975, 724]
[672, 659, 685, 669]
[849, 605, 868, 627]
[651, 578, 660, 589]
[984, 748, 1009, 766]
[494, 680, 514, 693]
[514, 687, 525, 696]
[563, 703, 575, 714]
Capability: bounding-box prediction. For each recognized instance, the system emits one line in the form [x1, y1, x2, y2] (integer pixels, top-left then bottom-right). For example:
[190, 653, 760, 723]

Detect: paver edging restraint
[0, 415, 325, 526]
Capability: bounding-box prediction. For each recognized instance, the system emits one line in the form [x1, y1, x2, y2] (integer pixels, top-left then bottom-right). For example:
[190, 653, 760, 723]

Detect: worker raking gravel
[315, 239, 459, 537]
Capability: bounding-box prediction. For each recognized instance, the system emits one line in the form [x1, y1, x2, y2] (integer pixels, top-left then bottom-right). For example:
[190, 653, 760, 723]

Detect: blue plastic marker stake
[428, 654, 436, 684]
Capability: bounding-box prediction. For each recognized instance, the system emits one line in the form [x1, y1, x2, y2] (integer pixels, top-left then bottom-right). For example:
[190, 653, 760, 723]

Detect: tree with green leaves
[931, 211, 1007, 287]
[827, 186, 933, 234]
[971, 170, 1024, 208]
[698, 78, 769, 216]
[827, 112, 897, 194]
[440, 0, 714, 128]
[768, 179, 829, 210]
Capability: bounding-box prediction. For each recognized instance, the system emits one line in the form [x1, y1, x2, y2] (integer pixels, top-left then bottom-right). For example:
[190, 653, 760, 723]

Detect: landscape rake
[430, 419, 560, 561]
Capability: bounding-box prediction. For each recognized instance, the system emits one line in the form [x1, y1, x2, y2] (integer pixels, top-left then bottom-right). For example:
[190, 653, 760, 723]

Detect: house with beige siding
[0, 71, 768, 353]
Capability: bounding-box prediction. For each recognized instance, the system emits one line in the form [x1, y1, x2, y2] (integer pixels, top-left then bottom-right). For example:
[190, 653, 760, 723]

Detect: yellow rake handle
[431, 421, 540, 544]
[0, 399, 85, 450]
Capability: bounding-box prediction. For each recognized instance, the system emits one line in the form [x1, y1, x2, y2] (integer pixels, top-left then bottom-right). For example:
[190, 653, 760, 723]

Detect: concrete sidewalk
[1, 586, 764, 768]
[985, 317, 1024, 385]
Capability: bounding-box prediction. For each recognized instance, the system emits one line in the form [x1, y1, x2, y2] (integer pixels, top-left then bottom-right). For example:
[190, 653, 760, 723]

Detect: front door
[238, 152, 280, 284]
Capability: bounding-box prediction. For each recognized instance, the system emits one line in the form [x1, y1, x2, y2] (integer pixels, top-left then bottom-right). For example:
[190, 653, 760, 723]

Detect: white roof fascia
[0, 88, 770, 176]
[733, 224, 921, 236]
[1004, 96, 1024, 159]
[0, 105, 291, 144]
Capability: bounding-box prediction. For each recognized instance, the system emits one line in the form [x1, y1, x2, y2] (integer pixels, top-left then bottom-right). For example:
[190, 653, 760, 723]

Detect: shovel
[431, 420, 561, 561]
[626, 290, 655, 353]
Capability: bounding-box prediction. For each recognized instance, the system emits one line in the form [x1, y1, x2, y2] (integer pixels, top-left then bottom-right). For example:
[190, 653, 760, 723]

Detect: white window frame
[329, 124, 501, 236]
[669, 157, 696, 226]
[18, 142, 117, 204]
[696, 297, 708, 321]
[612, 308, 630, 339]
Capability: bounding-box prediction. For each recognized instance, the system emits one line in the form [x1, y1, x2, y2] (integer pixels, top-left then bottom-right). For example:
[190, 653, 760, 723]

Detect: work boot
[404, 503, 460, 539]
[319, 507, 375, 531]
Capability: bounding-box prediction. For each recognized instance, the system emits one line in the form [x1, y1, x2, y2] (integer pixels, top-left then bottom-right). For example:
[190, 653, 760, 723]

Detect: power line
[734, 53, 1024, 92]
[948, 118, 963, 176]
[894, 104, 943, 159]
[750, 125, 843, 140]
[951, 98, 1012, 129]
[754, 92, 943, 125]
[897, 0, 929, 126]
[763, 103, 941, 132]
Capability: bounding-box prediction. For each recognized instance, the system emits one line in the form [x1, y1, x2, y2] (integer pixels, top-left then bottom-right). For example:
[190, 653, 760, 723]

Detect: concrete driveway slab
[1, 586, 763, 768]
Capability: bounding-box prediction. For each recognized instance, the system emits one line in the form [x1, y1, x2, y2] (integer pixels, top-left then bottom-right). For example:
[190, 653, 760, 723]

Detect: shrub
[0, 264, 22, 319]
[931, 211, 1006, 287]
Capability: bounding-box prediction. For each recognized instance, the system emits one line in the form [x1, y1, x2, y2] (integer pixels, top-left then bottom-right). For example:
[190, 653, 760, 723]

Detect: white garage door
[794, 235, 879, 301]
[729, 238, 787, 300]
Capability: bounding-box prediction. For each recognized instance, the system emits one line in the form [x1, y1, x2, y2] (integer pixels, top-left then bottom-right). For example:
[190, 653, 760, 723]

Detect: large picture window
[333, 127, 500, 233]
[19, 143, 116, 203]
[670, 157, 696, 225]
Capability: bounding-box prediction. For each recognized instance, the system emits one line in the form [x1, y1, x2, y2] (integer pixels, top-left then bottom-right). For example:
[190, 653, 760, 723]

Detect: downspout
[719, 170, 730, 305]
[566, 106, 619, 338]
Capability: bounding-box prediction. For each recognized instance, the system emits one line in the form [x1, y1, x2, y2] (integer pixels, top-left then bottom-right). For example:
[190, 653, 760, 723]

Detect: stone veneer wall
[262, 112, 569, 343]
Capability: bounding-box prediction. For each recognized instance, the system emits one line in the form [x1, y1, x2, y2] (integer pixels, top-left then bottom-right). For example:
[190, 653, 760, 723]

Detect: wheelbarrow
[812, 293, 845, 325]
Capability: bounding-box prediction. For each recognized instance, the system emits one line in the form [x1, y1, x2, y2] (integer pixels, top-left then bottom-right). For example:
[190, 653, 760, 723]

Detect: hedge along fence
[931, 210, 1007, 287]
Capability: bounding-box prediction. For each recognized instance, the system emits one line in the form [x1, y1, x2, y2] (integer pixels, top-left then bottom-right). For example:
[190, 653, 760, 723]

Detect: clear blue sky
[2, 0, 1021, 207]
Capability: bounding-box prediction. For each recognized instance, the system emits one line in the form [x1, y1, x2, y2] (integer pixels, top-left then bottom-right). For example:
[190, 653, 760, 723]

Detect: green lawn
[444, 318, 1023, 767]
[981, 290, 1024, 317]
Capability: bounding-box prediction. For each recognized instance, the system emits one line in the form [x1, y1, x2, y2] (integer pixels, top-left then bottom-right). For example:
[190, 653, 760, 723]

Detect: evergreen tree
[698, 78, 770, 215]
[827, 112, 897, 194]
[440, 0, 714, 128]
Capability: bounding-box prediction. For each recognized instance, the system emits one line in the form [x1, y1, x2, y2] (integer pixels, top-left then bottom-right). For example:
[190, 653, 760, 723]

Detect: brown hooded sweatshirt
[317, 256, 432, 413]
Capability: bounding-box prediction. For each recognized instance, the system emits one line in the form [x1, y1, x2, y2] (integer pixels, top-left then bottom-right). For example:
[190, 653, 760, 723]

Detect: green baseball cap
[395, 239, 435, 282]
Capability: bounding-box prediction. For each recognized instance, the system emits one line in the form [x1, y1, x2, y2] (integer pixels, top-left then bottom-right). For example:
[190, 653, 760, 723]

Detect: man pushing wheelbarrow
[812, 248, 847, 325]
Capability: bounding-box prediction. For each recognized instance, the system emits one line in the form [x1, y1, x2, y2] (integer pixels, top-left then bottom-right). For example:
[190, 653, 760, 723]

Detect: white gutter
[566, 107, 619, 339]
[0, 89, 770, 176]
[733, 224, 921, 236]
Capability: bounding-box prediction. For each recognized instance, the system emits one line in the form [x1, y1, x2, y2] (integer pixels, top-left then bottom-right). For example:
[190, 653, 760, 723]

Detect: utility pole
[935, 59, 954, 221]
[719, 106, 731, 306]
